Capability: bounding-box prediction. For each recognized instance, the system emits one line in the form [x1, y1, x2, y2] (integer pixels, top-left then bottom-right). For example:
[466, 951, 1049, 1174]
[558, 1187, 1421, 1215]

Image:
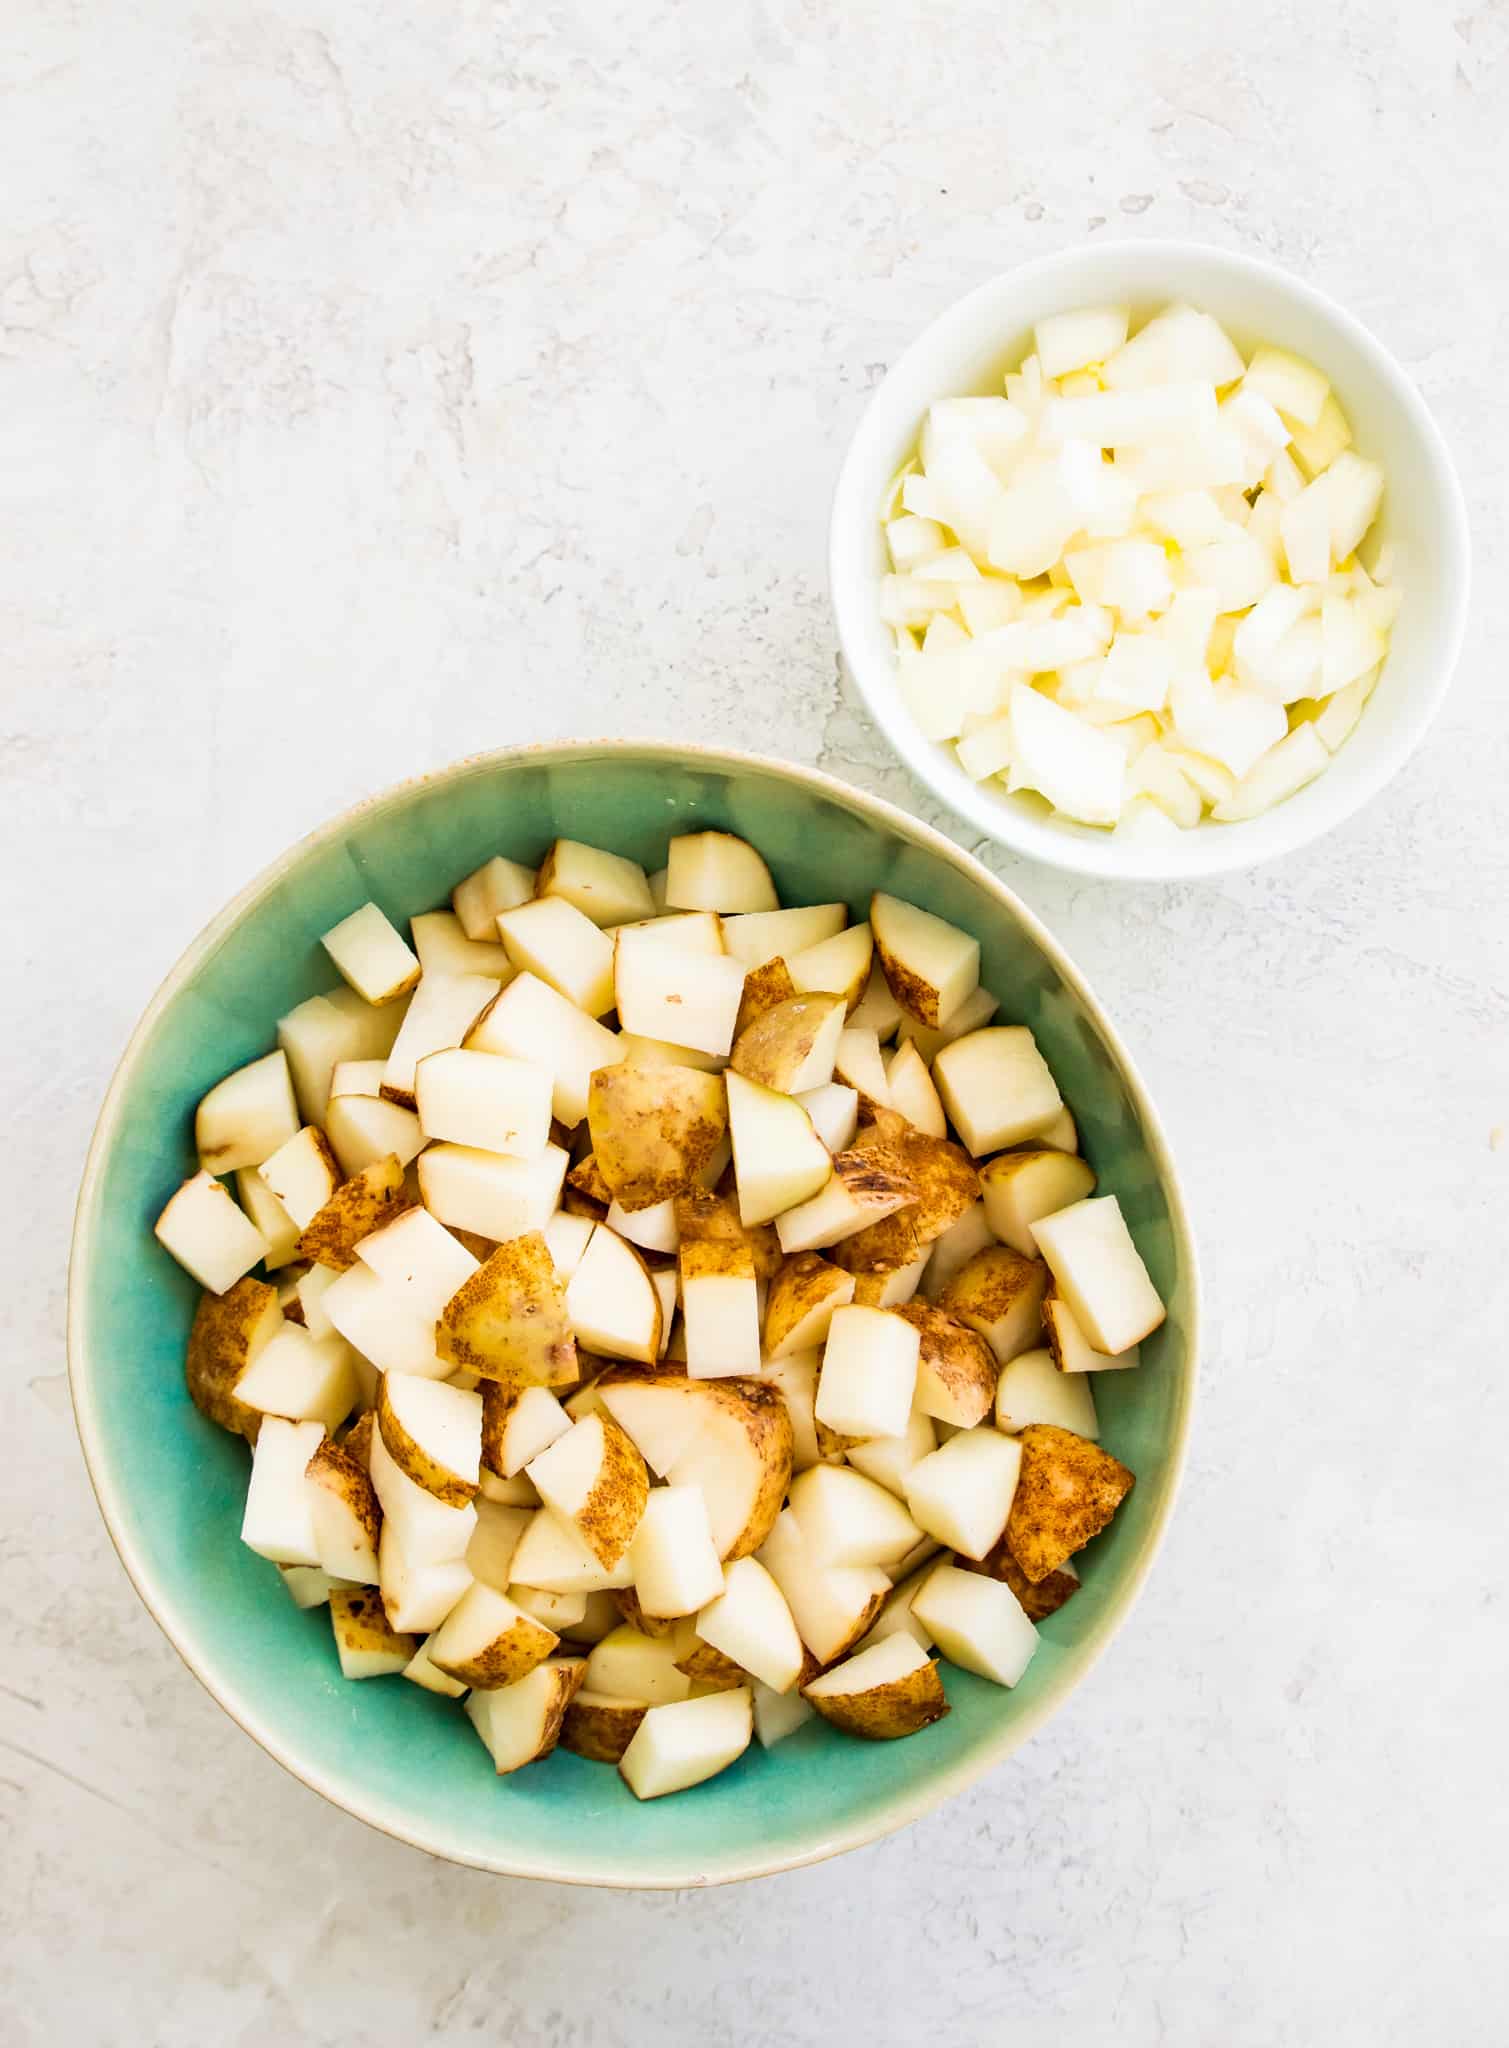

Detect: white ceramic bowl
[830, 240, 1471, 881]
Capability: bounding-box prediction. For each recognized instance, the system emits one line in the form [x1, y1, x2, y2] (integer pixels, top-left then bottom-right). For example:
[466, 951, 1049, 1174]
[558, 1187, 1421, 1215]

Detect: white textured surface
[4, 3, 1505, 2043]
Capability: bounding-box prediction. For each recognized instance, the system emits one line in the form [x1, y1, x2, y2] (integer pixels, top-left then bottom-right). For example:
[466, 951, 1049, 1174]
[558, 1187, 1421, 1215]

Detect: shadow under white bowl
[830, 240, 1471, 882]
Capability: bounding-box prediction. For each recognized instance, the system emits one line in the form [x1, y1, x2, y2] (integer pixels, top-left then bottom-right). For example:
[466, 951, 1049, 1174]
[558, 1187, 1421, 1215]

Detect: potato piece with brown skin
[585, 1063, 728, 1215]
[1005, 1423, 1135, 1582]
[870, 894, 980, 1030]
[561, 1691, 648, 1762]
[938, 1246, 1050, 1366]
[803, 1642, 951, 1740]
[676, 1185, 781, 1279]
[561, 1182, 608, 1221]
[762, 1252, 855, 1358]
[306, 1434, 382, 1577]
[962, 1540, 1081, 1621]
[828, 1207, 925, 1275]
[897, 1301, 998, 1428]
[342, 1409, 376, 1472]
[814, 1417, 859, 1464]
[669, 1377, 794, 1561]
[675, 1640, 747, 1690]
[375, 1375, 480, 1508]
[528, 1413, 649, 1570]
[614, 1586, 679, 1639]
[566, 1151, 613, 1208]
[429, 1586, 560, 1689]
[185, 1276, 282, 1441]
[329, 1586, 415, 1675]
[734, 957, 797, 1040]
[296, 1155, 407, 1271]
[851, 1108, 980, 1244]
[729, 993, 846, 1094]
[437, 1232, 577, 1388]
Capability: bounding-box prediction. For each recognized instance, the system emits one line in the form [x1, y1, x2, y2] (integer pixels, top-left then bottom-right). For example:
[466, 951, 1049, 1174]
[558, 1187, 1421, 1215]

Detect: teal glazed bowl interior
[69, 742, 1199, 1888]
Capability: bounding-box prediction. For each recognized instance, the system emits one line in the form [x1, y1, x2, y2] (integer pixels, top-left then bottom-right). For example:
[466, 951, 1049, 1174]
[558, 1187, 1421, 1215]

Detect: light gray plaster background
[3, 2, 1506, 2042]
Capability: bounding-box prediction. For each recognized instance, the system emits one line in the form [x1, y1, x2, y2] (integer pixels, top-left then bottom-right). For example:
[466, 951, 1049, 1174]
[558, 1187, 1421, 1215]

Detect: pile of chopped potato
[881, 302, 1399, 838]
[156, 830, 1163, 1799]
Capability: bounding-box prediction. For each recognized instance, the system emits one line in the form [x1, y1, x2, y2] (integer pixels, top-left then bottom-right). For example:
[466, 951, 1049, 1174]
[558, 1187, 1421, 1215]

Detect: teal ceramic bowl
[69, 742, 1199, 1887]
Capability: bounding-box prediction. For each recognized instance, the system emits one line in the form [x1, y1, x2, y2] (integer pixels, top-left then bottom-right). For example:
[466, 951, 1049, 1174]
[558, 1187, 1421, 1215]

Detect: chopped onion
[880, 299, 1396, 833]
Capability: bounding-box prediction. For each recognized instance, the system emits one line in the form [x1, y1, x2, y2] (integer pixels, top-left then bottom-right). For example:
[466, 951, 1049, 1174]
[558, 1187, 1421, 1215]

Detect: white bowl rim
[68, 737, 1201, 1887]
[830, 236, 1472, 882]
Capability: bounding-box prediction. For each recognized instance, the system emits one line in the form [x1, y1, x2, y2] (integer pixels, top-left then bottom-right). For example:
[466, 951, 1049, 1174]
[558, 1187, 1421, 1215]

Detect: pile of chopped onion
[880, 302, 1399, 838]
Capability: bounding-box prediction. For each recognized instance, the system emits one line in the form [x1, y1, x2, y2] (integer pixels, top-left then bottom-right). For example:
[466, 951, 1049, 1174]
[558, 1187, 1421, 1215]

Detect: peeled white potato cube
[788, 1463, 921, 1568]
[1030, 1195, 1165, 1354]
[665, 831, 779, 914]
[1126, 743, 1202, 830]
[410, 910, 512, 982]
[320, 902, 421, 1007]
[1323, 452, 1385, 563]
[567, 1224, 663, 1366]
[911, 1563, 1038, 1687]
[1220, 386, 1292, 483]
[995, 1346, 1099, 1436]
[757, 1509, 889, 1665]
[1063, 539, 1172, 619]
[796, 1081, 859, 1154]
[904, 1426, 1022, 1560]
[237, 1325, 358, 1434]
[629, 1486, 725, 1618]
[322, 1261, 446, 1379]
[696, 1556, 804, 1693]
[1007, 685, 1124, 826]
[465, 972, 621, 1128]
[355, 1204, 477, 1322]
[241, 1416, 325, 1565]
[614, 928, 744, 1058]
[922, 436, 1004, 558]
[381, 973, 501, 1110]
[955, 715, 1015, 783]
[1044, 1289, 1139, 1373]
[235, 1167, 299, 1269]
[752, 1678, 816, 1748]
[257, 1126, 339, 1230]
[155, 1170, 268, 1294]
[465, 1499, 532, 1589]
[922, 394, 1029, 476]
[495, 896, 615, 1017]
[452, 854, 536, 941]
[414, 1047, 553, 1158]
[1241, 345, 1329, 429]
[814, 1306, 920, 1441]
[1042, 382, 1216, 451]
[921, 1201, 995, 1300]
[324, 1090, 424, 1181]
[543, 1209, 595, 1280]
[1211, 725, 1329, 822]
[606, 1196, 679, 1255]
[618, 1687, 753, 1800]
[536, 838, 654, 928]
[196, 1050, 300, 1175]
[721, 903, 846, 971]
[597, 1376, 707, 1479]
[377, 1528, 473, 1635]
[1034, 303, 1129, 379]
[1314, 670, 1376, 751]
[725, 1071, 831, 1227]
[418, 1142, 567, 1245]
[786, 922, 874, 1011]
[585, 1625, 693, 1704]
[885, 1040, 946, 1137]
[985, 449, 1089, 578]
[934, 1026, 1062, 1156]
[980, 1148, 1096, 1257]
[510, 1508, 633, 1594]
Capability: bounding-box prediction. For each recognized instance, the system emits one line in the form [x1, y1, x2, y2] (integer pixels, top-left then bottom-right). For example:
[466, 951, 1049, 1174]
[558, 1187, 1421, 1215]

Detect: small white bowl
[830, 240, 1470, 881]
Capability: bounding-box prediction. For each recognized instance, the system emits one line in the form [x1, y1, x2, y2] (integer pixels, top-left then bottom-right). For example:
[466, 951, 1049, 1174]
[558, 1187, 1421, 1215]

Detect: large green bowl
[68, 742, 1198, 1887]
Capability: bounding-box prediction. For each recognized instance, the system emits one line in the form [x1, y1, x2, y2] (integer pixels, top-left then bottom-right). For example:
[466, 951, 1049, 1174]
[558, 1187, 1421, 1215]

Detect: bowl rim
[67, 737, 1201, 1887]
[830, 235, 1472, 883]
